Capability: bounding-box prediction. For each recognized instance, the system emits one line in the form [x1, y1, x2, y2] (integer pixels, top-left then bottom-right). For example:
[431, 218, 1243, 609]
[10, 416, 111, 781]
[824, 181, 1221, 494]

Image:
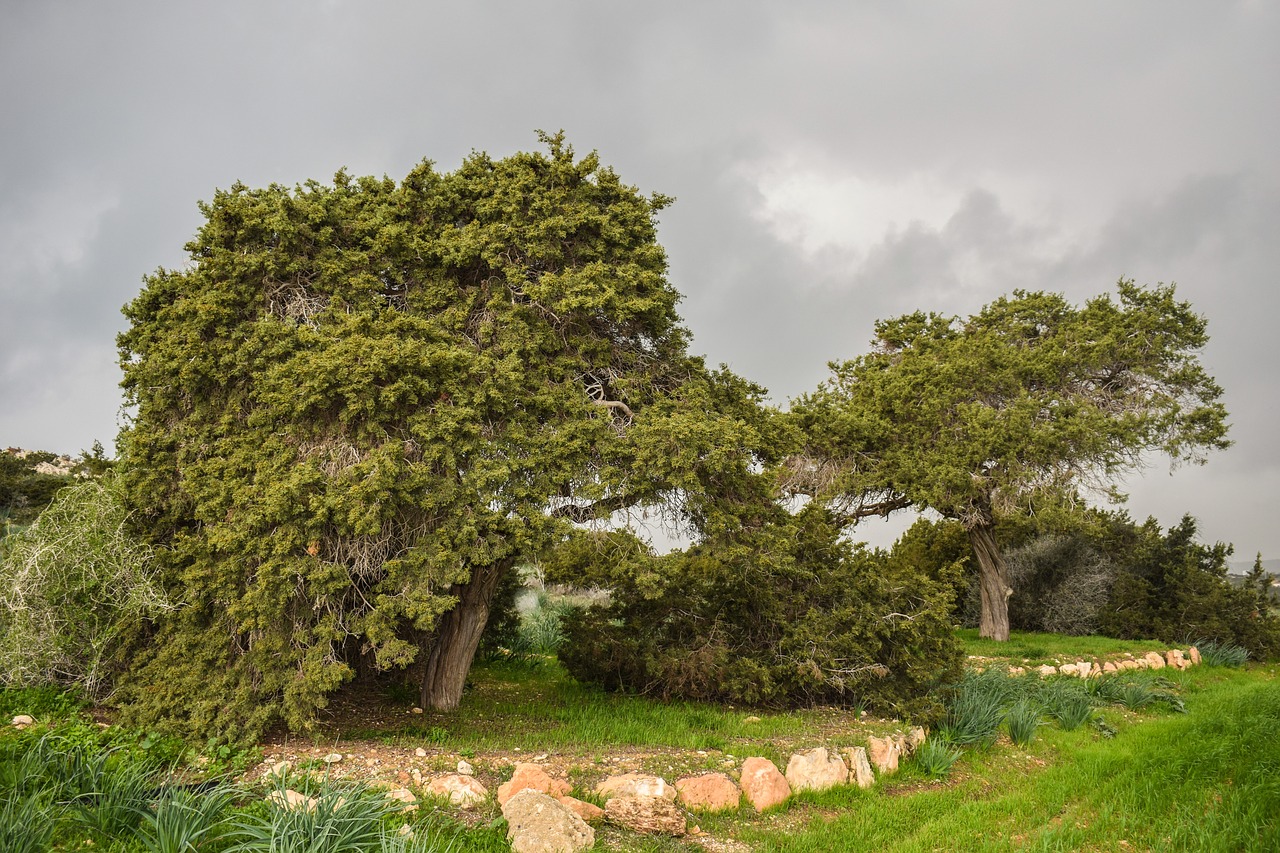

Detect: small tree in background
[1244, 552, 1276, 609]
[788, 282, 1231, 641]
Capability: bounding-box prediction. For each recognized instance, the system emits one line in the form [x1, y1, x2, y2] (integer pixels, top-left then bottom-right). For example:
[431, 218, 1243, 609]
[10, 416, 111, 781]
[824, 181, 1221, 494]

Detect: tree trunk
[419, 558, 511, 710]
[968, 522, 1013, 642]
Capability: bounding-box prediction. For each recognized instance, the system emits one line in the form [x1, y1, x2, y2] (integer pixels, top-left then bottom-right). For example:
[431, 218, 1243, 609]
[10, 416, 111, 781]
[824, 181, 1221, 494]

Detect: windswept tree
[787, 282, 1230, 641]
[116, 134, 769, 741]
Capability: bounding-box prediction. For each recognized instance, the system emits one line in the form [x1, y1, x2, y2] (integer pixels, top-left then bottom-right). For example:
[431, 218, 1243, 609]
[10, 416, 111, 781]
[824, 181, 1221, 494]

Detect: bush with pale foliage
[0, 474, 168, 699]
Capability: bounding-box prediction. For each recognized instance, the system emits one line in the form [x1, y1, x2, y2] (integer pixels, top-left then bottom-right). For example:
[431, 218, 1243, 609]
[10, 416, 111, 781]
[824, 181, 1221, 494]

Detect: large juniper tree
[116, 134, 767, 740]
[787, 282, 1230, 641]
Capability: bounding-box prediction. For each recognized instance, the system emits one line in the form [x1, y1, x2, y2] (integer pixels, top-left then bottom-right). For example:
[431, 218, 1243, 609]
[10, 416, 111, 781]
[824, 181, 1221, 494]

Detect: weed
[1005, 700, 1041, 747]
[0, 791, 54, 853]
[1195, 640, 1250, 668]
[913, 740, 963, 778]
[1048, 694, 1093, 730]
[136, 784, 238, 853]
[939, 669, 1016, 745]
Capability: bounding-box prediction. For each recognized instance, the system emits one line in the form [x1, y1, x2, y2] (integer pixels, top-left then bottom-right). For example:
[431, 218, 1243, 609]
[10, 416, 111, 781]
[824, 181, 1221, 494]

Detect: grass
[336, 657, 832, 760]
[957, 628, 1169, 663]
[730, 666, 1280, 852]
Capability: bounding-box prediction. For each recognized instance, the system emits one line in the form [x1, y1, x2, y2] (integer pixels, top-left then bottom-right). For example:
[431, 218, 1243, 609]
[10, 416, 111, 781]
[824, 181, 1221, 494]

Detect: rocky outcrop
[675, 773, 741, 811]
[502, 789, 594, 853]
[498, 763, 572, 806]
[784, 747, 848, 793]
[426, 774, 487, 808]
[558, 795, 605, 822]
[740, 757, 790, 811]
[595, 772, 676, 801]
[866, 735, 902, 775]
[605, 794, 687, 836]
[843, 746, 875, 788]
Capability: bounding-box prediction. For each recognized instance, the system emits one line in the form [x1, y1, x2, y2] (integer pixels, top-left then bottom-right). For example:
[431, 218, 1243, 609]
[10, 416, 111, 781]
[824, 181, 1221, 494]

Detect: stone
[1008, 666, 1025, 676]
[457, 759, 474, 775]
[414, 747, 428, 757]
[499, 763, 573, 806]
[1189, 646, 1202, 666]
[264, 760, 291, 779]
[604, 795, 687, 836]
[1037, 664, 1057, 677]
[1076, 661, 1093, 679]
[502, 789, 594, 853]
[1143, 652, 1166, 670]
[784, 747, 848, 793]
[11, 714, 34, 728]
[411, 707, 424, 714]
[384, 787, 419, 812]
[1058, 663, 1079, 677]
[842, 746, 875, 789]
[558, 795, 605, 822]
[322, 752, 343, 764]
[1166, 649, 1188, 670]
[739, 757, 790, 811]
[675, 772, 741, 811]
[426, 774, 487, 809]
[866, 735, 901, 775]
[595, 772, 676, 801]
[267, 789, 317, 812]
[743, 715, 762, 724]
[905, 726, 928, 755]
[1102, 661, 1118, 674]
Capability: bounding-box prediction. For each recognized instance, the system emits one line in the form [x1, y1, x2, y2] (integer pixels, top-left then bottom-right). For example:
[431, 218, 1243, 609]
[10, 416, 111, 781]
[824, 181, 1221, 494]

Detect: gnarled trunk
[968, 521, 1012, 641]
[419, 558, 512, 710]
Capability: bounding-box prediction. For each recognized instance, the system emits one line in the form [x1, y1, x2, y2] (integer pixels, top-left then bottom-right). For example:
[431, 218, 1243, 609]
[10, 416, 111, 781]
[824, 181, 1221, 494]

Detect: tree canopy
[115, 134, 770, 741]
[788, 282, 1231, 640]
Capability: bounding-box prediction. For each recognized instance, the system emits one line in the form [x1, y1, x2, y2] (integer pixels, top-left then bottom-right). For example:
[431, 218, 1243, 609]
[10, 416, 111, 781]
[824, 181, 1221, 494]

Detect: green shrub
[557, 508, 963, 715]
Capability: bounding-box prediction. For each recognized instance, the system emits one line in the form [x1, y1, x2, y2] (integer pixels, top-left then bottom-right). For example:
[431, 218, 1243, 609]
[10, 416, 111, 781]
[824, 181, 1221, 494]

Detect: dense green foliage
[899, 510, 1280, 659]
[789, 282, 1231, 640]
[0, 474, 167, 699]
[1096, 515, 1280, 658]
[555, 507, 964, 717]
[115, 134, 770, 742]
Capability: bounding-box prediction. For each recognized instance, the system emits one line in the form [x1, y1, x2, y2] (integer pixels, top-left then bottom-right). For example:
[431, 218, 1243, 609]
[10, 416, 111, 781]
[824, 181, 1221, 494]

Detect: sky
[2, 1, 1277, 559]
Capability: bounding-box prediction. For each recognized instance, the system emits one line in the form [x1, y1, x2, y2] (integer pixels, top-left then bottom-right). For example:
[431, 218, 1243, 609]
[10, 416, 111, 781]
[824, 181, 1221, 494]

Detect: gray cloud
[2, 0, 1276, 556]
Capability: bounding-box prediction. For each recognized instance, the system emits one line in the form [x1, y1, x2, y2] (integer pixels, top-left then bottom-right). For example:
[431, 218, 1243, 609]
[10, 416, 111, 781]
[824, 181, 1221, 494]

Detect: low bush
[556, 507, 963, 716]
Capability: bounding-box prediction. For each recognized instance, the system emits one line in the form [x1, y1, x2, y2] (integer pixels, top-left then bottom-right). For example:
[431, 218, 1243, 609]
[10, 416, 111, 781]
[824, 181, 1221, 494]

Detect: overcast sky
[2, 1, 1276, 559]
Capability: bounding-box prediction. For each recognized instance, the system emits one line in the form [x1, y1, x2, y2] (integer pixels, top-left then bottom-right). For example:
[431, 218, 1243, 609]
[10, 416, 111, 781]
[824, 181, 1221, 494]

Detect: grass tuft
[912, 740, 963, 778]
[1195, 639, 1250, 667]
[1004, 700, 1041, 747]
